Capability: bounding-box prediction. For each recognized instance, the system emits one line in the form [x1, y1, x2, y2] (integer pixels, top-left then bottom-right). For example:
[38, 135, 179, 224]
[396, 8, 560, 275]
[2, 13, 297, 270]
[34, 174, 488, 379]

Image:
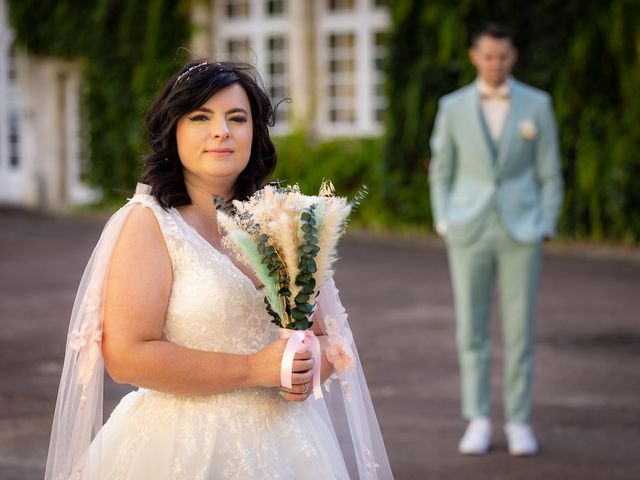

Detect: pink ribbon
[279, 329, 323, 400]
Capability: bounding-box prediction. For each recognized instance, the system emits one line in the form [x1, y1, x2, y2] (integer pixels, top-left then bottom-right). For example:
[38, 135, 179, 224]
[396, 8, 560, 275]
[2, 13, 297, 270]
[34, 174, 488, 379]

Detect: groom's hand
[435, 220, 447, 237]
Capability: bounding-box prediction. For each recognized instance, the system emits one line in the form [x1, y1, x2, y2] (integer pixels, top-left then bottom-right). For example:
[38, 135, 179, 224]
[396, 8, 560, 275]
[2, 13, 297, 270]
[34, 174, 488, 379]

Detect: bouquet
[216, 181, 364, 398]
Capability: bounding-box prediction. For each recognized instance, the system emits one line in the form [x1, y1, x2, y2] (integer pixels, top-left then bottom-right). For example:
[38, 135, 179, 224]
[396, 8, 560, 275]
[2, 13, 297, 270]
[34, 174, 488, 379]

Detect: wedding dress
[82, 192, 350, 479]
[46, 186, 393, 480]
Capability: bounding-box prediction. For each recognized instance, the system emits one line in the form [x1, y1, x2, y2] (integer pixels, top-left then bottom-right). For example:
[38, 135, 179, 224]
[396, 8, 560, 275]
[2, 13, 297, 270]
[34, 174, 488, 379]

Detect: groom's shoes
[458, 417, 492, 455]
[504, 422, 539, 456]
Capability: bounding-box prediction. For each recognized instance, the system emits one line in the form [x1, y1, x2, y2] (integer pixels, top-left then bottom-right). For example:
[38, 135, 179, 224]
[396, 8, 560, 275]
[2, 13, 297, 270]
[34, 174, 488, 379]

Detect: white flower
[519, 119, 537, 140]
[319, 180, 335, 196]
[69, 322, 102, 351]
[323, 316, 340, 336]
[83, 283, 101, 312]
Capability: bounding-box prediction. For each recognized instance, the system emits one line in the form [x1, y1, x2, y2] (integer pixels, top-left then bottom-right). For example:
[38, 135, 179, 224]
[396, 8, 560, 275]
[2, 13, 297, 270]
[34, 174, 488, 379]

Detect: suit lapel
[464, 86, 496, 170]
[496, 81, 525, 169]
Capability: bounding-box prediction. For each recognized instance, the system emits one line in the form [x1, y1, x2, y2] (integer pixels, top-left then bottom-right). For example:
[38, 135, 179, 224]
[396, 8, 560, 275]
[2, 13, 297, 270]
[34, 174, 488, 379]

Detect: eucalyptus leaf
[296, 273, 312, 283]
[295, 293, 310, 303]
[304, 234, 318, 244]
[298, 303, 314, 314]
[295, 319, 310, 330]
[291, 309, 307, 321]
[300, 244, 314, 254]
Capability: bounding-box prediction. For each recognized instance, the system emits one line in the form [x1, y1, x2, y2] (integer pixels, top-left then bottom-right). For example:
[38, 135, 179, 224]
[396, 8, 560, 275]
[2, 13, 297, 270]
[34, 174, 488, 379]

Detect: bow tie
[479, 86, 510, 100]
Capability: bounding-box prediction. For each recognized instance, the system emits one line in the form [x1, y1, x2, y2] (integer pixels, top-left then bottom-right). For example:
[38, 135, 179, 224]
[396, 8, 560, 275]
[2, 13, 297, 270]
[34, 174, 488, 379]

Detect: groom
[429, 24, 563, 455]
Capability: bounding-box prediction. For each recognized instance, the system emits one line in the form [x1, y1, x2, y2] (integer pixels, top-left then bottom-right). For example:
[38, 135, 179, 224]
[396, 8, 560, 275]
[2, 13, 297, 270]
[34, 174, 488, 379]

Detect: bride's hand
[280, 348, 314, 402]
[248, 340, 314, 401]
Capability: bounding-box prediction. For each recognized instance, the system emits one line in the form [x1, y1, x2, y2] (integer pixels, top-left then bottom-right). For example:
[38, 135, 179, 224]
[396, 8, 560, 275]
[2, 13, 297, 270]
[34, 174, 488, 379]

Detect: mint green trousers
[446, 211, 542, 423]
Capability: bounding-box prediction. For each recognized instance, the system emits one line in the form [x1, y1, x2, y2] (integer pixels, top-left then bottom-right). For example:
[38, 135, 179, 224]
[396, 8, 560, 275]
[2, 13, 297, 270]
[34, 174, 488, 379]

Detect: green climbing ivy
[7, 0, 192, 201]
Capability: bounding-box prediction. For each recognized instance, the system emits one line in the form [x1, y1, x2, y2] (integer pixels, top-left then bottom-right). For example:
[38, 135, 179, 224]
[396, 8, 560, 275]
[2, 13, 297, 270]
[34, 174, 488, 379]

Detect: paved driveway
[1, 210, 639, 479]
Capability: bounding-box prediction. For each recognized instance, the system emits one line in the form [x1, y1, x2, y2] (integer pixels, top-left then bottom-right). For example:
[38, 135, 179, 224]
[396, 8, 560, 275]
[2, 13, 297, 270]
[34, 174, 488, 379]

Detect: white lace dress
[85, 194, 349, 479]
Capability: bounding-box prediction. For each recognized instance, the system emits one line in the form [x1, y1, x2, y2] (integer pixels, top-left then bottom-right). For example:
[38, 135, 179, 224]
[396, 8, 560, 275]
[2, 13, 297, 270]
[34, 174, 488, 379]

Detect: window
[224, 0, 250, 18]
[226, 37, 252, 62]
[372, 31, 387, 124]
[8, 44, 17, 82]
[266, 35, 289, 124]
[266, 0, 286, 16]
[7, 45, 20, 167]
[326, 33, 356, 124]
[327, 0, 355, 12]
[8, 111, 20, 168]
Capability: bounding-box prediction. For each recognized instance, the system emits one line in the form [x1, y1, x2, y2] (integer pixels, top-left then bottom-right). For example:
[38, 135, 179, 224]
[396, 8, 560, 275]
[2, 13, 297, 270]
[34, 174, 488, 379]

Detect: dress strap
[126, 188, 182, 266]
[134, 182, 152, 195]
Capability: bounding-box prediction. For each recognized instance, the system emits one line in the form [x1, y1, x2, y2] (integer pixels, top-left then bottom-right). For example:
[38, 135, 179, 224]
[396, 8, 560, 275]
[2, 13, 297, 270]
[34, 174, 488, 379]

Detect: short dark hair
[141, 60, 277, 208]
[472, 23, 514, 47]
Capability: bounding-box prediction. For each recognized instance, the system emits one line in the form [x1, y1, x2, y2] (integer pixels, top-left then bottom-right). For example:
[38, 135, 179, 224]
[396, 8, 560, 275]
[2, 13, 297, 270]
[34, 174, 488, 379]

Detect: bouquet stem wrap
[279, 328, 323, 399]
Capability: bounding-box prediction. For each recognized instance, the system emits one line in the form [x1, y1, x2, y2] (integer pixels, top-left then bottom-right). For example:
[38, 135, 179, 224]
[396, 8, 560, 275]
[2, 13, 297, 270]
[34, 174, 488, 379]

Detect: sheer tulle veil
[45, 192, 143, 479]
[314, 277, 393, 479]
[45, 183, 393, 479]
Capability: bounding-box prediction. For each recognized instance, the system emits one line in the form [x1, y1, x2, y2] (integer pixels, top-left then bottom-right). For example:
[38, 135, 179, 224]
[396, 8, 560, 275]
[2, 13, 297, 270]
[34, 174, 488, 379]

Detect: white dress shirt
[477, 77, 511, 141]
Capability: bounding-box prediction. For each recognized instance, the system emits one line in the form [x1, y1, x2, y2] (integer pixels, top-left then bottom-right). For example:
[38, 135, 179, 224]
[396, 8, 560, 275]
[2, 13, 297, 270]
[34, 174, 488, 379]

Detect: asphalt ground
[1, 209, 639, 479]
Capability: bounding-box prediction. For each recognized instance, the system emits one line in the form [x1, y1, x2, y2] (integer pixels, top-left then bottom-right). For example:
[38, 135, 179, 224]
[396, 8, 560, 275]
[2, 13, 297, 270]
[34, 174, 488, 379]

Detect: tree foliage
[384, 0, 640, 242]
[7, 0, 191, 200]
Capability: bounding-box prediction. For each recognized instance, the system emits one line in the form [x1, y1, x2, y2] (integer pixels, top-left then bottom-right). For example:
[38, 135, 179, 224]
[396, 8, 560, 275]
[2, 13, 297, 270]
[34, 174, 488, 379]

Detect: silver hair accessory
[173, 61, 210, 88]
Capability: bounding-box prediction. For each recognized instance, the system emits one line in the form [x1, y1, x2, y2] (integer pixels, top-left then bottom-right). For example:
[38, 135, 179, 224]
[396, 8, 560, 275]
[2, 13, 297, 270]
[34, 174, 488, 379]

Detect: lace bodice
[130, 194, 275, 354]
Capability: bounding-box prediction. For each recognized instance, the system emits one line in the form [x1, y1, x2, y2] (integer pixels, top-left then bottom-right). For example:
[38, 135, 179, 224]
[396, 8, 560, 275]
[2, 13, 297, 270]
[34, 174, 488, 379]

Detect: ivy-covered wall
[8, 0, 640, 242]
[8, 0, 191, 200]
[383, 0, 640, 242]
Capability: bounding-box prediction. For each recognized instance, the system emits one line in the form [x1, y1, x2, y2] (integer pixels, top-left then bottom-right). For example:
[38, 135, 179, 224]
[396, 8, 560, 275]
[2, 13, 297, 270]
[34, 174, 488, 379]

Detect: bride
[45, 60, 393, 479]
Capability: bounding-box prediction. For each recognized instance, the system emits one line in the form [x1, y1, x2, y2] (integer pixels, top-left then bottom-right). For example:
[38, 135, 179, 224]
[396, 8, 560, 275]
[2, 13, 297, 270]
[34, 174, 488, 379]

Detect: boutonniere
[519, 119, 537, 141]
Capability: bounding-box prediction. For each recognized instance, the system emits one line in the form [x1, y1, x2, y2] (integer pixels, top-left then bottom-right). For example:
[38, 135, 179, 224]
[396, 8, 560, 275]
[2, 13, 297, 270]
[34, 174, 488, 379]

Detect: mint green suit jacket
[429, 79, 563, 246]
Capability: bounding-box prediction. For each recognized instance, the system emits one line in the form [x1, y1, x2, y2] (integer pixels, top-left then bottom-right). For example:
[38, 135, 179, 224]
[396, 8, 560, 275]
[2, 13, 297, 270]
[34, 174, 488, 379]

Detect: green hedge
[274, 133, 432, 231]
[273, 133, 401, 230]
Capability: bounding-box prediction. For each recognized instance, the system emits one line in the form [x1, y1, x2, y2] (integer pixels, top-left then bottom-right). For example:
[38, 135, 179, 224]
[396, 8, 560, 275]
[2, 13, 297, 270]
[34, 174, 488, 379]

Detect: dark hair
[140, 60, 277, 207]
[472, 23, 514, 47]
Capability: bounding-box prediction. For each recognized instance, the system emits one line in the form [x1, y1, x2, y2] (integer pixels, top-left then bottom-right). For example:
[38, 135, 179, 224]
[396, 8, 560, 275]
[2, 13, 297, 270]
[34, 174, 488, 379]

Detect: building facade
[0, 0, 94, 210]
[191, 0, 389, 137]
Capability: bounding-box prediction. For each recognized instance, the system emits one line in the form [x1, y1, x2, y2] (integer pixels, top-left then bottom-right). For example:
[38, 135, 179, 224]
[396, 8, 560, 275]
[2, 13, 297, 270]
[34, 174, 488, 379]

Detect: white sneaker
[458, 417, 492, 455]
[505, 422, 539, 456]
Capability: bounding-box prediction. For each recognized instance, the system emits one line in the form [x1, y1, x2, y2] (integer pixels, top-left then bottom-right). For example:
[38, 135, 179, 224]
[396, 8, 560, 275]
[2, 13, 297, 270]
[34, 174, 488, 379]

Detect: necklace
[191, 201, 218, 225]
